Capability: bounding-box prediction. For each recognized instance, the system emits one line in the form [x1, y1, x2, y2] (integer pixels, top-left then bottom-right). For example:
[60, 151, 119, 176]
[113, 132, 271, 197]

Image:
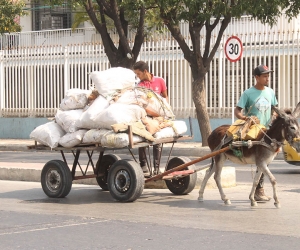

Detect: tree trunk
[192, 76, 211, 146]
[109, 55, 134, 69]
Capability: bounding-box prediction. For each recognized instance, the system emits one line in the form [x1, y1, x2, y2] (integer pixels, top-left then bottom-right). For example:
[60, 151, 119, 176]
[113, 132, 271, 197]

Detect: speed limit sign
[225, 36, 243, 62]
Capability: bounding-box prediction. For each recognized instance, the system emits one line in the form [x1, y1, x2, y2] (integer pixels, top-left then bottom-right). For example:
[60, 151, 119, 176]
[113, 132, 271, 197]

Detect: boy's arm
[234, 106, 247, 120]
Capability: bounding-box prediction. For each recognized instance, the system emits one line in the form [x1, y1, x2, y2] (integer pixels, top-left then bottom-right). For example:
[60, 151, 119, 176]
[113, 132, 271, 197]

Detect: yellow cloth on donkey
[226, 117, 266, 140]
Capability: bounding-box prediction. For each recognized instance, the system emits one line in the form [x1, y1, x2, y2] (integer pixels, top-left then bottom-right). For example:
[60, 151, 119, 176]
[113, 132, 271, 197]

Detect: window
[32, 1, 72, 30]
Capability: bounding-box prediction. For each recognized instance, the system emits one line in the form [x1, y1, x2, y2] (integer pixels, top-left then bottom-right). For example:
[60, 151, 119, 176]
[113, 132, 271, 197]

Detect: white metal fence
[0, 16, 300, 118]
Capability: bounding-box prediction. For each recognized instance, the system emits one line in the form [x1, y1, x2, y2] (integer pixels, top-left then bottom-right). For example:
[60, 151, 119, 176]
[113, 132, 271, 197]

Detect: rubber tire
[96, 154, 121, 191]
[41, 160, 72, 198]
[165, 156, 197, 195]
[108, 159, 144, 202]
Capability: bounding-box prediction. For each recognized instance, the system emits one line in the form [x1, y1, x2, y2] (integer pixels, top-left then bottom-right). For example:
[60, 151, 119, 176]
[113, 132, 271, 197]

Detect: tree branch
[164, 21, 193, 64]
[132, 4, 146, 61]
[202, 20, 212, 61]
[96, 0, 113, 18]
[109, 0, 132, 55]
[84, 0, 117, 56]
[189, 21, 203, 67]
[203, 16, 221, 60]
[207, 14, 231, 63]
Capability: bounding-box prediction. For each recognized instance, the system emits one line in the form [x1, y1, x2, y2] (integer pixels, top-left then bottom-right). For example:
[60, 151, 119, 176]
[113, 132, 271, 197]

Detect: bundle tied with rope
[226, 116, 266, 141]
[109, 86, 180, 141]
[114, 86, 175, 119]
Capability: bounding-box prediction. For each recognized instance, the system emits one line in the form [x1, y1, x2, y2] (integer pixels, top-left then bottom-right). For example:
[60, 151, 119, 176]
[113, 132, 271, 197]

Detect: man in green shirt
[234, 65, 278, 201]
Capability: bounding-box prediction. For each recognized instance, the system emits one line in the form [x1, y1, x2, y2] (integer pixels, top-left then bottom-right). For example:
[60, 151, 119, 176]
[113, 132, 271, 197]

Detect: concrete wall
[181, 118, 232, 142]
[20, 1, 32, 32]
[0, 118, 49, 139]
[0, 117, 231, 141]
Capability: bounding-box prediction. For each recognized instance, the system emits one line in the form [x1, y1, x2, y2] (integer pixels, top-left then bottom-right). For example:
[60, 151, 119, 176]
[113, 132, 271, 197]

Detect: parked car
[282, 141, 300, 166]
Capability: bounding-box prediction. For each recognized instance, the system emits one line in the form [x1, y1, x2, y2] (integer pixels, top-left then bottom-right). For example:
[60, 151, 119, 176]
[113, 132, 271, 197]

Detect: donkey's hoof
[251, 201, 258, 207]
[274, 202, 281, 208]
[198, 197, 204, 202]
[224, 199, 231, 205]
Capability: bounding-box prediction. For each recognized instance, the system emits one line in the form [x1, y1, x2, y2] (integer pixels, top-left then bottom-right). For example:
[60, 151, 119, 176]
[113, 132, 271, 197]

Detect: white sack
[55, 109, 83, 133]
[58, 130, 87, 148]
[154, 120, 187, 139]
[116, 88, 175, 119]
[96, 103, 147, 129]
[60, 88, 91, 111]
[82, 129, 110, 144]
[76, 95, 110, 129]
[90, 67, 136, 99]
[30, 121, 66, 149]
[101, 130, 144, 148]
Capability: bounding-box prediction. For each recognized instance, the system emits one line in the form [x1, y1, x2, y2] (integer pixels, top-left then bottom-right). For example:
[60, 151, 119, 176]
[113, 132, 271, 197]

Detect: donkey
[198, 103, 300, 208]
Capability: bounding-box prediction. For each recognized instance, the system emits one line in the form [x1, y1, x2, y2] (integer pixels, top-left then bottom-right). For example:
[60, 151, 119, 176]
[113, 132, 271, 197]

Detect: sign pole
[224, 36, 243, 124]
[232, 63, 234, 123]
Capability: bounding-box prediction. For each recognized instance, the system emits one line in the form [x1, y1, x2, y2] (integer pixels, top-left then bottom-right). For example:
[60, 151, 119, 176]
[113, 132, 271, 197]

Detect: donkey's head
[272, 102, 300, 152]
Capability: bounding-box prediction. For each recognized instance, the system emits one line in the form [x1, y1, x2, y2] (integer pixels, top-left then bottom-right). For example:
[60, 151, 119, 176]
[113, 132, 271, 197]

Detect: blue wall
[0, 117, 232, 141]
[0, 118, 49, 139]
[180, 118, 232, 142]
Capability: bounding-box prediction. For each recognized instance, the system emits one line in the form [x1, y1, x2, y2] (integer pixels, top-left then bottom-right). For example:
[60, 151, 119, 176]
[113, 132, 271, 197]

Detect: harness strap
[213, 134, 233, 152]
[231, 139, 281, 152]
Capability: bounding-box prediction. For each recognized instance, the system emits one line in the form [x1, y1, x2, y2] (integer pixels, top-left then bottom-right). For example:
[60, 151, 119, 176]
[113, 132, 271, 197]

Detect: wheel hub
[114, 170, 131, 193]
[46, 169, 61, 192]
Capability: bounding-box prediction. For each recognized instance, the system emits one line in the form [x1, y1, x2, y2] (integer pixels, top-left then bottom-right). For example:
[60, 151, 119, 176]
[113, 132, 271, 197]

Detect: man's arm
[161, 90, 169, 103]
[234, 106, 247, 120]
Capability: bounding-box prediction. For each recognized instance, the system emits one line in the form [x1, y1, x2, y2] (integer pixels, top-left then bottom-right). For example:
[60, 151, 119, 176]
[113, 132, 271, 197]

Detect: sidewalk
[0, 139, 284, 159]
[0, 139, 210, 157]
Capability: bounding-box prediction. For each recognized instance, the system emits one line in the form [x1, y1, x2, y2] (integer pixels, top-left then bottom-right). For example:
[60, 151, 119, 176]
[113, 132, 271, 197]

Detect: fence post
[0, 50, 4, 117]
[64, 46, 70, 95]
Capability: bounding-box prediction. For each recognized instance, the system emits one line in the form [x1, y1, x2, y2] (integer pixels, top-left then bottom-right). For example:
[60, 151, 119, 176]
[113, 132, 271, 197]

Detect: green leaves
[0, 0, 26, 34]
[155, 0, 299, 27]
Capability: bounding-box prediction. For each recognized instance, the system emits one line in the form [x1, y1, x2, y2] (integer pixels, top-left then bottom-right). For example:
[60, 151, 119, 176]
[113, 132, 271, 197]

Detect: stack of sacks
[30, 67, 188, 149]
[30, 88, 92, 149]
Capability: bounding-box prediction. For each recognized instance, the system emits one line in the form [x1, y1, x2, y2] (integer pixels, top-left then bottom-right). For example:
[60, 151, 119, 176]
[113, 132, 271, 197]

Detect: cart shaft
[145, 146, 230, 183]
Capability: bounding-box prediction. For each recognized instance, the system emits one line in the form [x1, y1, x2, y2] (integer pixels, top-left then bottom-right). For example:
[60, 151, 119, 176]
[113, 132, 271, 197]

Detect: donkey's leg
[260, 165, 280, 208]
[249, 169, 262, 207]
[198, 158, 216, 201]
[213, 154, 231, 205]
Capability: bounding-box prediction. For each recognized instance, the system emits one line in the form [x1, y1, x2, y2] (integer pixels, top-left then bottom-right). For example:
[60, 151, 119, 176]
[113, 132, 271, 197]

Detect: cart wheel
[96, 154, 121, 191]
[165, 156, 197, 195]
[41, 160, 72, 198]
[108, 160, 144, 202]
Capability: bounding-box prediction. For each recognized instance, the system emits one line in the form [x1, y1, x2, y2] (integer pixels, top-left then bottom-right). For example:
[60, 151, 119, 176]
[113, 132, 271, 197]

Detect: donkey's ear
[272, 105, 284, 117]
[292, 102, 300, 118]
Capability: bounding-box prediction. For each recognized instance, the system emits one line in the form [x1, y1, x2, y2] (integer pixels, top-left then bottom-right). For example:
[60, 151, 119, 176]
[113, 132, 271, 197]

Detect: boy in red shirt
[133, 61, 168, 176]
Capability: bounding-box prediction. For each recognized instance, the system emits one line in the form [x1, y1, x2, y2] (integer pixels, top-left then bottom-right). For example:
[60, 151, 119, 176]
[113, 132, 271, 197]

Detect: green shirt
[237, 86, 278, 126]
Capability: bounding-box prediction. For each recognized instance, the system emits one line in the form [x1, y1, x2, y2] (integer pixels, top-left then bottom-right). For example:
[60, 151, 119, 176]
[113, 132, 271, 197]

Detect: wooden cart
[29, 122, 230, 202]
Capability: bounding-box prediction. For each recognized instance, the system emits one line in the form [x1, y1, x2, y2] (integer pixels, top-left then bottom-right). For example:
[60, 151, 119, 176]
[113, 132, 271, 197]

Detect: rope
[251, 164, 255, 180]
[135, 87, 175, 119]
[247, 115, 283, 149]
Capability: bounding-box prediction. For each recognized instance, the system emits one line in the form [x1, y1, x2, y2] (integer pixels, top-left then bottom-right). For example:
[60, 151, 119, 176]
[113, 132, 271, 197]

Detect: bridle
[282, 116, 300, 146]
[259, 116, 294, 152]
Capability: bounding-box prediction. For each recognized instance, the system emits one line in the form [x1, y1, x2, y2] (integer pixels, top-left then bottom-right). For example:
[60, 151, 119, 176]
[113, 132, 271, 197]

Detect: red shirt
[137, 75, 167, 95]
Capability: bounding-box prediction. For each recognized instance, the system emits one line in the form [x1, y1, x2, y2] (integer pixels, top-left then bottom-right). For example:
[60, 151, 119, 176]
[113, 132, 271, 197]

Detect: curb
[0, 141, 238, 190]
[0, 140, 286, 191]
[0, 166, 236, 190]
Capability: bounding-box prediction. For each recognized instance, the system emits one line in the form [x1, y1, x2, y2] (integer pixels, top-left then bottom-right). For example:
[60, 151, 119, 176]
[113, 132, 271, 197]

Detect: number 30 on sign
[224, 36, 243, 62]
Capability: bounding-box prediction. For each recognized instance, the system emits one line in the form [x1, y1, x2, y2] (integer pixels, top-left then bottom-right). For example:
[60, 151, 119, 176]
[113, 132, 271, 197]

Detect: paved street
[0, 180, 300, 249]
[0, 151, 300, 249]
